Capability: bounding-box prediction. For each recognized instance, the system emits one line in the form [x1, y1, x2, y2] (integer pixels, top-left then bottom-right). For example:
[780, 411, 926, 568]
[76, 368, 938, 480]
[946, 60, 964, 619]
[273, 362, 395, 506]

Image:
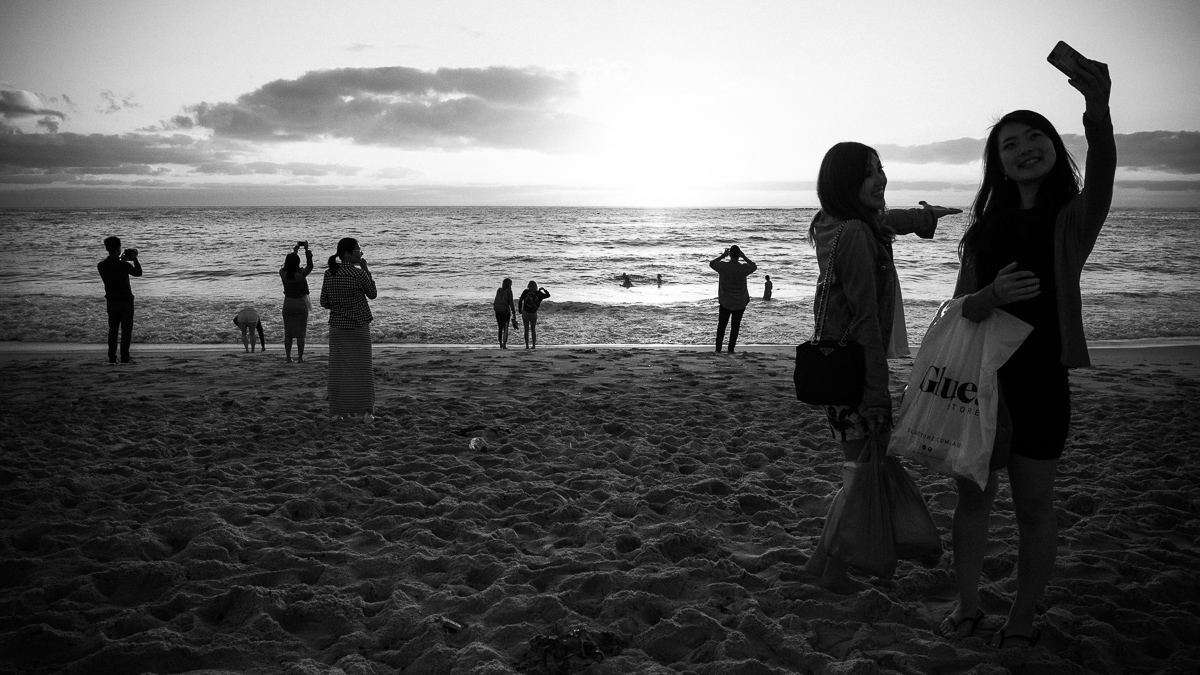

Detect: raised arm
[1073, 57, 1116, 256]
[709, 248, 730, 271]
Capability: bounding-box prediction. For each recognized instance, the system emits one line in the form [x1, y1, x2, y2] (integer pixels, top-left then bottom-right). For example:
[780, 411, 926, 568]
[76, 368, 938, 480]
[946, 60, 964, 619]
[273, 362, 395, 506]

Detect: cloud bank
[876, 131, 1200, 175]
[183, 66, 597, 152]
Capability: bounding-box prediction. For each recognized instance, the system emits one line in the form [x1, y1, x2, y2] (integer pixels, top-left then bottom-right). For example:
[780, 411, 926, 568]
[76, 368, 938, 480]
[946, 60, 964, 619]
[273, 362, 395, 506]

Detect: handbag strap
[811, 222, 853, 345]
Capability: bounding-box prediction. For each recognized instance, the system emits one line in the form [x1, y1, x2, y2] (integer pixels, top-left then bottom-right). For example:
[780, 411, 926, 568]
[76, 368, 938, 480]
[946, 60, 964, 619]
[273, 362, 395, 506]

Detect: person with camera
[97, 236, 143, 364]
[320, 237, 378, 422]
[518, 280, 551, 349]
[708, 245, 757, 353]
[280, 240, 314, 362]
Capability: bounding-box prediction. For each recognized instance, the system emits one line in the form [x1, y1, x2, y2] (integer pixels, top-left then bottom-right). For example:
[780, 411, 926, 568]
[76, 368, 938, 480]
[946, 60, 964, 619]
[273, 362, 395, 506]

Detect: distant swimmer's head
[984, 109, 1078, 211]
[503, 278, 512, 289]
[104, 236, 121, 255]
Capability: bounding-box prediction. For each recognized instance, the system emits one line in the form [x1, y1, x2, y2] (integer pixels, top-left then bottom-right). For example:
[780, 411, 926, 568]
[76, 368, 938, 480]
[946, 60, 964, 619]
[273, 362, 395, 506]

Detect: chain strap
[810, 222, 853, 345]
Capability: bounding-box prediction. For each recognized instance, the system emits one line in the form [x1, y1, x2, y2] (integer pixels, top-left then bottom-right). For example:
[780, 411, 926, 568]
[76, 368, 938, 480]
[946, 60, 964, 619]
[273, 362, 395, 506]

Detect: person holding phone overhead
[939, 50, 1114, 649]
[280, 241, 314, 362]
[709, 245, 757, 353]
[320, 238, 378, 422]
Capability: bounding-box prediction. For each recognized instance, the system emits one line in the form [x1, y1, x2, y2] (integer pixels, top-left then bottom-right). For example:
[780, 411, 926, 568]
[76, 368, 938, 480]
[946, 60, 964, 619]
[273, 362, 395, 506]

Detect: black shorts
[495, 311, 511, 328]
[998, 357, 1070, 461]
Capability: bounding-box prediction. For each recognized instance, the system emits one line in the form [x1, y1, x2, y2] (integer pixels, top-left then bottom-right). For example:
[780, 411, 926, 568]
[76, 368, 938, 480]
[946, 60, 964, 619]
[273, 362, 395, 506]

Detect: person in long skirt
[319, 237, 378, 422]
[280, 241, 314, 362]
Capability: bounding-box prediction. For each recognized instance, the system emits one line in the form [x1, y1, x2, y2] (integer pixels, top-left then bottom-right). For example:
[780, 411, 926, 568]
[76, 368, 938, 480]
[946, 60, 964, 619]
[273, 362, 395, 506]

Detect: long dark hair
[283, 252, 301, 281]
[328, 237, 358, 275]
[808, 141, 894, 246]
[959, 110, 1080, 261]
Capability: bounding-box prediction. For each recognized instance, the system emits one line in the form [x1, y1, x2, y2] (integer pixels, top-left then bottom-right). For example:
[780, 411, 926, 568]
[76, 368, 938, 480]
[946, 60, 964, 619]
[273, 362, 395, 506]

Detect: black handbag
[794, 223, 865, 407]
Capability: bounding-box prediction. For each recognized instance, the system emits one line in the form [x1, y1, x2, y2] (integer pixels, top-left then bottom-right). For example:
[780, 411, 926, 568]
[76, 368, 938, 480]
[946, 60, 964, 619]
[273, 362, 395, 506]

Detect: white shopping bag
[888, 297, 1032, 489]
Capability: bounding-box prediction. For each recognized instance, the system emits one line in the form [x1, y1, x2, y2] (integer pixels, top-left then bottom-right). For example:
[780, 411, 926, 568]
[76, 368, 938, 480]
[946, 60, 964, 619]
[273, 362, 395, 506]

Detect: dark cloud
[1115, 179, 1200, 192]
[876, 131, 1200, 175]
[1114, 132, 1200, 174]
[0, 131, 221, 169]
[873, 138, 984, 165]
[184, 66, 596, 152]
[0, 127, 366, 181]
[0, 89, 67, 120]
[192, 161, 360, 177]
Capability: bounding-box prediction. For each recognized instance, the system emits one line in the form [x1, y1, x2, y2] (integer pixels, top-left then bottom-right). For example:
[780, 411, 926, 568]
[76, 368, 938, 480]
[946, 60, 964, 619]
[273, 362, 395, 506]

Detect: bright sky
[2, 0, 1198, 207]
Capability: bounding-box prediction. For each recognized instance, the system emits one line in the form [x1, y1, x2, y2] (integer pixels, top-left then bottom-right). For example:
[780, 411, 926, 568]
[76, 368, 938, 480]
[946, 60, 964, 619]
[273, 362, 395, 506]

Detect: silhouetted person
[320, 237, 378, 422]
[802, 141, 958, 594]
[280, 241, 314, 362]
[518, 281, 551, 349]
[493, 277, 519, 348]
[621, 273, 633, 288]
[709, 245, 757, 353]
[943, 56, 1113, 649]
[97, 236, 142, 364]
[233, 308, 265, 353]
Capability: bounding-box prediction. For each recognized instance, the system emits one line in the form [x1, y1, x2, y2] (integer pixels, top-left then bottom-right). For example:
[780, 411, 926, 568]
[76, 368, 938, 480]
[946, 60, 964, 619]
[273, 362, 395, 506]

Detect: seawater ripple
[1, 206, 1197, 344]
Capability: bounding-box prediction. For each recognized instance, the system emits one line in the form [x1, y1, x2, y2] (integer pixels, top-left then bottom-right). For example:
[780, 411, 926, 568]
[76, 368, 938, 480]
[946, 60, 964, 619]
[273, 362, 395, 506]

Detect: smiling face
[857, 153, 886, 212]
[997, 121, 1058, 185]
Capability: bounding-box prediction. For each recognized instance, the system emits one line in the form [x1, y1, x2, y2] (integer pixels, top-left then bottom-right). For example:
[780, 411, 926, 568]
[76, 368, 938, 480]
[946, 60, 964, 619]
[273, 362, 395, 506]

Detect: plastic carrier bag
[884, 454, 943, 567]
[821, 430, 896, 579]
[888, 297, 1032, 489]
[807, 430, 942, 579]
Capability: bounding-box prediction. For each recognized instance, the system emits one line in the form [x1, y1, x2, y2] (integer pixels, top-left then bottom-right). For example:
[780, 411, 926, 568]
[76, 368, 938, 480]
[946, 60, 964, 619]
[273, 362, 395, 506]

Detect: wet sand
[1, 343, 1198, 674]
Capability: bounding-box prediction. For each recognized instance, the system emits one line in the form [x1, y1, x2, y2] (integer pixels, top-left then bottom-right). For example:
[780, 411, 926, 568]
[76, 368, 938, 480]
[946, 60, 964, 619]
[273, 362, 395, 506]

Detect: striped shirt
[319, 265, 377, 328]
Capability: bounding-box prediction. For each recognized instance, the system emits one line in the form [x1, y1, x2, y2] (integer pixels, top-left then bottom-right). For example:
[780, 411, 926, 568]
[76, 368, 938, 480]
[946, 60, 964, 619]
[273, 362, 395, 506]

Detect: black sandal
[992, 628, 1041, 649]
[939, 609, 986, 638]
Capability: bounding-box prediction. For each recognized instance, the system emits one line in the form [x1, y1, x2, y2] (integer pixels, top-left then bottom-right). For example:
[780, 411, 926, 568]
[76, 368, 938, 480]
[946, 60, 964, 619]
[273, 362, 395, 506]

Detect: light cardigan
[954, 111, 1116, 368]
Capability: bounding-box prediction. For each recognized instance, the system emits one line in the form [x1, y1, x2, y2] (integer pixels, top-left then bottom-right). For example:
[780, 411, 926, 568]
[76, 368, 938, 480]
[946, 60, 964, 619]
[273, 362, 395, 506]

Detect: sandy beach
[1, 342, 1198, 675]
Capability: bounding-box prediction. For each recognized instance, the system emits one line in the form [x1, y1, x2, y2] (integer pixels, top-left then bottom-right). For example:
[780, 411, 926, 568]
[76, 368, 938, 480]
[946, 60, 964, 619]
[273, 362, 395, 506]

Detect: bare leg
[522, 314, 532, 348]
[240, 326, 250, 352]
[947, 471, 1000, 633]
[1001, 455, 1059, 637]
[296, 337, 304, 362]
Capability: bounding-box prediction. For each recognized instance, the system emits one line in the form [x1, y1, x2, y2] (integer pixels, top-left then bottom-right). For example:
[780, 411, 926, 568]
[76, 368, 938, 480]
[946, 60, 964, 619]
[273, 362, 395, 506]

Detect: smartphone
[1047, 41, 1086, 78]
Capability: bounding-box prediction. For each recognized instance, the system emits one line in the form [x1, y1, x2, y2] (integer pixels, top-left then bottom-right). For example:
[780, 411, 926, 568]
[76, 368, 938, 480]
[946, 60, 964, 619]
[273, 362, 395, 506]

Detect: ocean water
[1, 206, 1198, 346]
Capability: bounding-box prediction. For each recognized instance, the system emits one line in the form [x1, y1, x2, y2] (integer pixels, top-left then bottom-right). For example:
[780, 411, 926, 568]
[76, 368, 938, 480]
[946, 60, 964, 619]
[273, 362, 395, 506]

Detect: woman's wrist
[988, 283, 1001, 303]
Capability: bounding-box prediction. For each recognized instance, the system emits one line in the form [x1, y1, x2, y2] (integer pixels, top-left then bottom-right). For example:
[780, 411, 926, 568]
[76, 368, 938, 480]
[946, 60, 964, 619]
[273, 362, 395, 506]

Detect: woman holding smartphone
[280, 241, 314, 362]
[940, 56, 1113, 648]
[320, 237, 378, 422]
